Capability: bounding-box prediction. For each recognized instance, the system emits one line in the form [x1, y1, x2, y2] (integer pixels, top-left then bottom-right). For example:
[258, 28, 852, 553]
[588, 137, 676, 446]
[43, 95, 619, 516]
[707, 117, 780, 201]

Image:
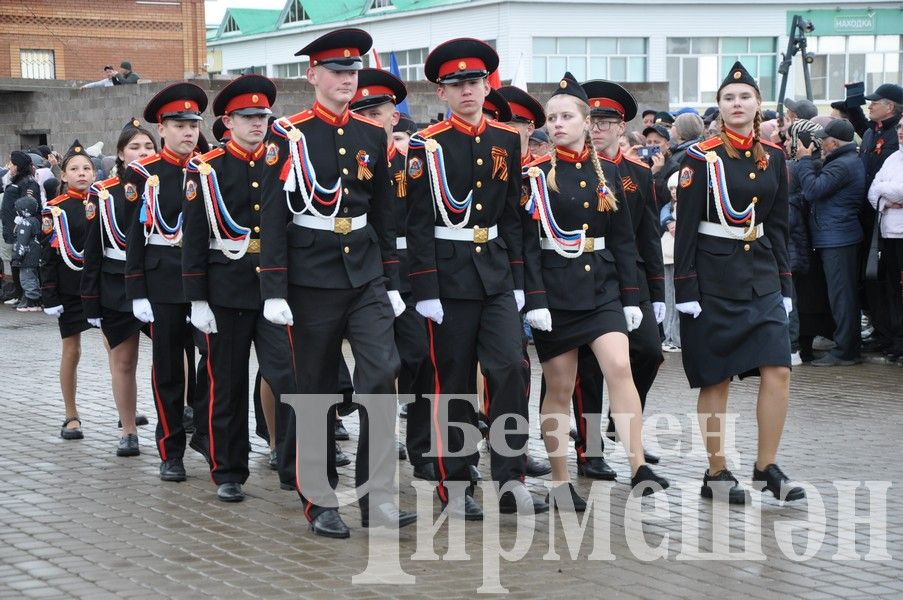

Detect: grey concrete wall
[0, 78, 668, 159]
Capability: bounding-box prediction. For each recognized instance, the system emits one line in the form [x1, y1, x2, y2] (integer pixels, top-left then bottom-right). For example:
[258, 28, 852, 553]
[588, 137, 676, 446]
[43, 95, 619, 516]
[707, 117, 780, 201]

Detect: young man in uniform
[259, 28, 414, 539]
[124, 82, 207, 482]
[406, 38, 548, 518]
[181, 74, 296, 503]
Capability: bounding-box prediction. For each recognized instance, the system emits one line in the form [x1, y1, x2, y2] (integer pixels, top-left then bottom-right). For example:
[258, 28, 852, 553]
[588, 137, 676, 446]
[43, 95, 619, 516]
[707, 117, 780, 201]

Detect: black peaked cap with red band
[295, 28, 371, 71]
[212, 116, 231, 143]
[483, 88, 512, 122]
[581, 79, 637, 122]
[497, 85, 545, 128]
[212, 74, 276, 117]
[551, 71, 589, 105]
[424, 38, 499, 84]
[143, 82, 207, 123]
[350, 68, 407, 112]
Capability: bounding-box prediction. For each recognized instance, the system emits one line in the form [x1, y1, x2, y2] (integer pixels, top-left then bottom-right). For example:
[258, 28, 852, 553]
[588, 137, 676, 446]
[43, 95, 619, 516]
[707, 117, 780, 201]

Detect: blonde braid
[586, 129, 617, 212]
[717, 114, 740, 160]
[752, 110, 767, 166]
[547, 147, 559, 193]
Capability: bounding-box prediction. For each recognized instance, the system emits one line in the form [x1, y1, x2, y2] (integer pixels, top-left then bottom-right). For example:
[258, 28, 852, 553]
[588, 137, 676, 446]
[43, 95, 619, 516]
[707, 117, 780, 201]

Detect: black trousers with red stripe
[425, 293, 528, 502]
[202, 306, 295, 485]
[277, 280, 400, 521]
[395, 292, 432, 467]
[149, 302, 193, 462]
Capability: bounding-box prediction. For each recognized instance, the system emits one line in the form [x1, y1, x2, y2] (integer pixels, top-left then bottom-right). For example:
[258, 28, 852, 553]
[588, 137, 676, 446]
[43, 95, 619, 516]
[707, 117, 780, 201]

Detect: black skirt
[100, 306, 148, 349]
[680, 290, 790, 389]
[57, 294, 91, 339]
[533, 300, 627, 362]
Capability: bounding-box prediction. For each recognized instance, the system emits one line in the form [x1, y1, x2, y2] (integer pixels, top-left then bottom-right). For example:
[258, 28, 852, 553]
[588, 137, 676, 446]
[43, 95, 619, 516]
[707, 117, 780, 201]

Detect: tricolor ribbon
[90, 182, 126, 250]
[522, 165, 586, 258]
[187, 158, 251, 260]
[47, 204, 84, 271]
[272, 117, 342, 218]
[129, 160, 183, 245]
[409, 134, 473, 229]
[687, 144, 757, 240]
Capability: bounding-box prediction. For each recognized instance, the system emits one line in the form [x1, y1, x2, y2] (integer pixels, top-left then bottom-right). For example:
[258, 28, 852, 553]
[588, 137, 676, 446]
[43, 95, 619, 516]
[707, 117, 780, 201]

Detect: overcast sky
[205, 0, 287, 26]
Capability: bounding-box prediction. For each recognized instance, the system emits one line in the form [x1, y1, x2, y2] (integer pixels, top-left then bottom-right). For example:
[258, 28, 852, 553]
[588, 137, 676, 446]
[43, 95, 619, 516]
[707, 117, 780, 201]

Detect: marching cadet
[348, 68, 432, 475]
[182, 74, 296, 503]
[560, 80, 666, 480]
[42, 141, 96, 441]
[406, 38, 548, 518]
[520, 73, 669, 510]
[675, 62, 804, 504]
[124, 82, 208, 482]
[81, 119, 157, 456]
[259, 28, 414, 538]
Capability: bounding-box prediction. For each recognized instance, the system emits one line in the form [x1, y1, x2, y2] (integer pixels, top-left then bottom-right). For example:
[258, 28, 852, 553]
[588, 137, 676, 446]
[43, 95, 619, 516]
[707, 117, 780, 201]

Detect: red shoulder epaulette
[760, 138, 784, 152]
[526, 154, 551, 168]
[418, 120, 453, 139]
[697, 137, 724, 151]
[133, 153, 160, 167]
[623, 154, 651, 169]
[97, 176, 120, 188]
[350, 112, 382, 128]
[46, 193, 69, 207]
[270, 110, 315, 139]
[198, 147, 226, 163]
[487, 121, 517, 134]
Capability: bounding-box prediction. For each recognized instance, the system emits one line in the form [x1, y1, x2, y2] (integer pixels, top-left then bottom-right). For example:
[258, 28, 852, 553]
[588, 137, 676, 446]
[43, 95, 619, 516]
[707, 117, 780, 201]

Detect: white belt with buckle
[292, 213, 367, 234]
[210, 238, 260, 254]
[396, 237, 407, 250]
[147, 233, 181, 247]
[103, 247, 126, 261]
[540, 237, 605, 252]
[434, 225, 498, 243]
[698, 221, 763, 240]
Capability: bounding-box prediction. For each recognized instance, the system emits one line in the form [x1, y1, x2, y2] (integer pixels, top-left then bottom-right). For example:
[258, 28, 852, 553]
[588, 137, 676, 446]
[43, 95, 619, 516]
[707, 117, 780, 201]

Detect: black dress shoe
[525, 454, 551, 477]
[160, 459, 187, 482]
[397, 441, 407, 460]
[334, 421, 350, 441]
[499, 484, 550, 515]
[701, 469, 748, 504]
[753, 463, 806, 501]
[268, 449, 278, 470]
[182, 406, 195, 435]
[630, 464, 669, 496]
[412, 462, 436, 481]
[118, 414, 149, 428]
[217, 482, 245, 502]
[644, 452, 660, 465]
[309, 509, 350, 539]
[577, 457, 617, 480]
[361, 503, 417, 529]
[442, 493, 484, 521]
[60, 416, 83, 440]
[547, 482, 587, 512]
[188, 433, 210, 462]
[334, 443, 351, 467]
[116, 434, 140, 457]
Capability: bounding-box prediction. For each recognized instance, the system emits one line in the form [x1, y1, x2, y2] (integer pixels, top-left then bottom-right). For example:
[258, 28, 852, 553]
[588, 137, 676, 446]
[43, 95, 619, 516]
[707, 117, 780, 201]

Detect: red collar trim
[723, 127, 755, 150]
[67, 188, 87, 201]
[555, 145, 590, 163]
[387, 144, 397, 162]
[521, 151, 534, 167]
[449, 113, 487, 137]
[225, 140, 265, 162]
[160, 145, 189, 166]
[313, 101, 350, 127]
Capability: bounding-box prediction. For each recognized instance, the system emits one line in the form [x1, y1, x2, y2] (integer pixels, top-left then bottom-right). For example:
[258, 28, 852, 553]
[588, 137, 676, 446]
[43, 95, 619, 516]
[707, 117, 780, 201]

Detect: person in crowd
[42, 141, 96, 440]
[2, 151, 41, 305]
[643, 123, 678, 210]
[867, 120, 903, 364]
[528, 128, 551, 158]
[796, 119, 865, 366]
[670, 112, 705, 166]
[81, 66, 116, 89]
[113, 61, 140, 85]
[661, 170, 680, 352]
[11, 194, 42, 311]
[641, 109, 657, 129]
[675, 61, 804, 505]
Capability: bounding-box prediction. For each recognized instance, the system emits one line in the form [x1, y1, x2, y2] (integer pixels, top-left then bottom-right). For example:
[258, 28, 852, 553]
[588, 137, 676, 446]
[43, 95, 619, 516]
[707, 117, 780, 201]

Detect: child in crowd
[11, 195, 42, 311]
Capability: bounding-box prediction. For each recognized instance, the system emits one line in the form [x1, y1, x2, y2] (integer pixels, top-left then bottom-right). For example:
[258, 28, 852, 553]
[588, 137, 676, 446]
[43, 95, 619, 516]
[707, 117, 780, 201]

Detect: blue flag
[389, 52, 411, 116]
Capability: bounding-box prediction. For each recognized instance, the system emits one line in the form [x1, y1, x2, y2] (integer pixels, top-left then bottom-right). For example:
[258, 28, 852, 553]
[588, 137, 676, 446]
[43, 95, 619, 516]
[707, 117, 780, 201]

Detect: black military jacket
[182, 141, 266, 310]
[41, 190, 89, 306]
[259, 102, 398, 298]
[861, 113, 901, 190]
[123, 146, 193, 304]
[388, 144, 412, 294]
[603, 151, 665, 304]
[674, 133, 791, 303]
[81, 177, 137, 316]
[405, 114, 529, 301]
[523, 146, 638, 312]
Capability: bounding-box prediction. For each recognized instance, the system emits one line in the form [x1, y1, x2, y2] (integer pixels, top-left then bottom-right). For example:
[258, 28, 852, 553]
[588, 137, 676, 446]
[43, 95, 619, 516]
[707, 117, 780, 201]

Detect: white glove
[525, 308, 552, 332]
[190, 300, 218, 334]
[415, 299, 444, 324]
[513, 289, 525, 312]
[782, 296, 793, 316]
[132, 298, 154, 323]
[387, 290, 405, 318]
[652, 301, 666, 324]
[43, 305, 64, 318]
[676, 301, 702, 319]
[263, 298, 294, 326]
[623, 306, 643, 332]
[87, 317, 102, 328]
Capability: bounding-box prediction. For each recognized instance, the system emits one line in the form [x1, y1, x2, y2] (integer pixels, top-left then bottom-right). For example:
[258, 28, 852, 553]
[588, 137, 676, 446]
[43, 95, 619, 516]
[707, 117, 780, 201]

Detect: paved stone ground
[1, 307, 901, 599]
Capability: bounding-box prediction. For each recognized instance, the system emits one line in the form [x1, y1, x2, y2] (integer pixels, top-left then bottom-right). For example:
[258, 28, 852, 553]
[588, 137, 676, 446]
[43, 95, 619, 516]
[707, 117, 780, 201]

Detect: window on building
[801, 35, 902, 101]
[666, 37, 777, 104]
[377, 47, 428, 81]
[223, 15, 239, 34]
[369, 0, 394, 10]
[273, 61, 309, 79]
[532, 37, 647, 83]
[20, 49, 55, 79]
[285, 0, 310, 23]
[227, 66, 266, 76]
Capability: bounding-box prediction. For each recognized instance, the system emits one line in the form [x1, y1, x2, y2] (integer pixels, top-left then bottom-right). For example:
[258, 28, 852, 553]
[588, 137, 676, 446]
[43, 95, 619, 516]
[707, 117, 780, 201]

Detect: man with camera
[642, 123, 679, 210]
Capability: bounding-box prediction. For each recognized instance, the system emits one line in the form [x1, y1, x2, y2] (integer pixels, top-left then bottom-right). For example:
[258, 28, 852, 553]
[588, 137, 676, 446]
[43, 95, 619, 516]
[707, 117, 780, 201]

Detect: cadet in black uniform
[124, 82, 208, 482]
[674, 62, 804, 504]
[181, 75, 297, 503]
[406, 38, 548, 518]
[259, 29, 414, 538]
[520, 73, 669, 509]
[81, 120, 157, 456]
[42, 141, 95, 441]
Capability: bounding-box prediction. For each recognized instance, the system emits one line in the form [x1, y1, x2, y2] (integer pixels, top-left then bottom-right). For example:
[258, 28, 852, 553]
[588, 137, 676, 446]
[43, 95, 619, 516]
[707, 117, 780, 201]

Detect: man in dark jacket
[796, 119, 865, 366]
[112, 61, 140, 84]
